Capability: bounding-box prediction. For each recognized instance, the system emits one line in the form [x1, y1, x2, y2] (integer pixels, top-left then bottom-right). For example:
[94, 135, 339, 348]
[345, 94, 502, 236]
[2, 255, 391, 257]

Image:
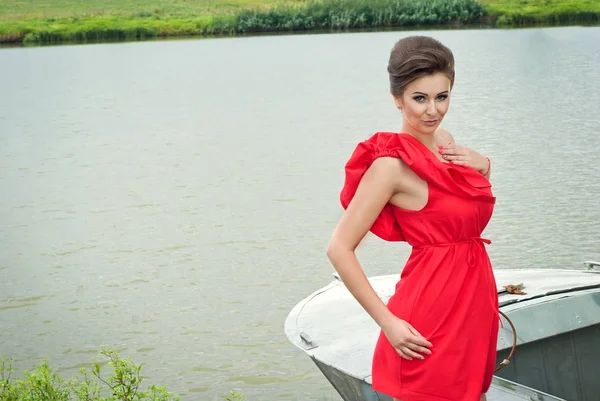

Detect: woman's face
[394, 72, 452, 136]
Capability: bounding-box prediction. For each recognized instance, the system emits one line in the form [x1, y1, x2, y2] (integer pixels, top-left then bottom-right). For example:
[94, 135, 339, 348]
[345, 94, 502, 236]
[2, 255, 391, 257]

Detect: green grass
[0, 0, 294, 44]
[0, 0, 299, 21]
[480, 0, 600, 25]
[0, 0, 487, 45]
[0, 15, 238, 44]
[0, 0, 599, 45]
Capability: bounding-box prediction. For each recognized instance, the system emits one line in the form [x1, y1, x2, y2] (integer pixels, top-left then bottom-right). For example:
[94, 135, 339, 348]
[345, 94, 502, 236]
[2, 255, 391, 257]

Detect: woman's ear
[393, 95, 403, 110]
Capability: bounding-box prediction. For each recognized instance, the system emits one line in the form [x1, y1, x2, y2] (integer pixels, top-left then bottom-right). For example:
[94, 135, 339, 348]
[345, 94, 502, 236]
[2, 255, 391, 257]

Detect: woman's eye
[436, 95, 448, 101]
[413, 96, 425, 102]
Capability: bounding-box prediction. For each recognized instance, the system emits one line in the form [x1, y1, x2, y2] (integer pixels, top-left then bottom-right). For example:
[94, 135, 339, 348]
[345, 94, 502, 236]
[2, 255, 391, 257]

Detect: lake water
[1, 25, 600, 401]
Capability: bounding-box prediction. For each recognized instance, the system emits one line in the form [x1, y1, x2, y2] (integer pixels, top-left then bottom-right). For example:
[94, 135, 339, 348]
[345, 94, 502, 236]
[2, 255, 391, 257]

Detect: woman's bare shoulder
[369, 156, 409, 181]
[369, 156, 418, 193]
[436, 127, 455, 144]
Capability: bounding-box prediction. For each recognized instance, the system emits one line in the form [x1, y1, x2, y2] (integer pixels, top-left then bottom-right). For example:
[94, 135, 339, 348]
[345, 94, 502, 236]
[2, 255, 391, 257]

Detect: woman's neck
[401, 126, 438, 151]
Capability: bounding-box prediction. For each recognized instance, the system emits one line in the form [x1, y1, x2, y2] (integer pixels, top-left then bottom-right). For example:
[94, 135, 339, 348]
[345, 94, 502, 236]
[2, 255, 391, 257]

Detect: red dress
[340, 132, 499, 401]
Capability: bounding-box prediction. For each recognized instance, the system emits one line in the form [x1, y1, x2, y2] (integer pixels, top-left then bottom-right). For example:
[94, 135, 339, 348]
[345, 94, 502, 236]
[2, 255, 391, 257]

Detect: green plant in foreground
[0, 347, 181, 401]
[223, 391, 244, 401]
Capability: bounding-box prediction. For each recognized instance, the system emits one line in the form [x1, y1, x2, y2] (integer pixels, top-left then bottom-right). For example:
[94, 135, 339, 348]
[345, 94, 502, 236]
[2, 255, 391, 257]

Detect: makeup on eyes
[411, 91, 449, 102]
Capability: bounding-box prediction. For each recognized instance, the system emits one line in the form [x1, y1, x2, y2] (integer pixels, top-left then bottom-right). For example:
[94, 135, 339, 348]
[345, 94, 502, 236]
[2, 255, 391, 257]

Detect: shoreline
[1, 0, 599, 47]
[2, 21, 598, 50]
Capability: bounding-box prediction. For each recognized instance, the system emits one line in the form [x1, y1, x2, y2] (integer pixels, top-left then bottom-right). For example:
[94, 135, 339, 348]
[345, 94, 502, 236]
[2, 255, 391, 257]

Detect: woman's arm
[326, 156, 400, 330]
[327, 157, 432, 360]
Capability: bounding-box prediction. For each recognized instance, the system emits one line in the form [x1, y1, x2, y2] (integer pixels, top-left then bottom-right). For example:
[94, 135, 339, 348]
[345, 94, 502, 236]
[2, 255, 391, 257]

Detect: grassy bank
[481, 0, 600, 26]
[0, 0, 598, 46]
[0, 0, 487, 45]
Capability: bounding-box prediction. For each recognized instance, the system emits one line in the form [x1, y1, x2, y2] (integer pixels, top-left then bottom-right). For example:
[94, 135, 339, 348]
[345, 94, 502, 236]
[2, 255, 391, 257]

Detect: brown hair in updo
[387, 36, 455, 97]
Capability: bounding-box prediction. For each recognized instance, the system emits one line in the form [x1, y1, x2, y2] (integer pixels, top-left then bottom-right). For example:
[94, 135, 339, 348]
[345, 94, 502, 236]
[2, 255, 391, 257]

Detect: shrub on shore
[235, 0, 486, 32]
[0, 347, 245, 401]
[1, 348, 180, 400]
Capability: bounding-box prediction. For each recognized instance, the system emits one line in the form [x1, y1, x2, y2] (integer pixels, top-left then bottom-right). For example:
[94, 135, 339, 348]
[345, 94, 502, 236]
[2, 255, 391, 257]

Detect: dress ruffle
[339, 132, 495, 242]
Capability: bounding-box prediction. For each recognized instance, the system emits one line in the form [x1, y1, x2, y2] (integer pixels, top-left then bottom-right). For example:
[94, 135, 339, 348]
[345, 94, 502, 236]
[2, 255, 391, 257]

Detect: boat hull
[285, 268, 600, 401]
[311, 356, 565, 401]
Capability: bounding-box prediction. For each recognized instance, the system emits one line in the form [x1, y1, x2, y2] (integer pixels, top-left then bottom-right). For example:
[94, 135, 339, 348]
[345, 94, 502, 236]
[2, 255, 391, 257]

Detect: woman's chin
[416, 124, 439, 135]
[403, 120, 442, 136]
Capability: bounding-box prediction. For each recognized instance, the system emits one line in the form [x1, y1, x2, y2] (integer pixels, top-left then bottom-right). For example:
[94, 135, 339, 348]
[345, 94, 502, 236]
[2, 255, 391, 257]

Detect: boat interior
[494, 281, 600, 401]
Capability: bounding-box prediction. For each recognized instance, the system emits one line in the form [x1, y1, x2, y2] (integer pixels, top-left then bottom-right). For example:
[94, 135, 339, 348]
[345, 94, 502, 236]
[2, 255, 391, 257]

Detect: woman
[326, 36, 498, 401]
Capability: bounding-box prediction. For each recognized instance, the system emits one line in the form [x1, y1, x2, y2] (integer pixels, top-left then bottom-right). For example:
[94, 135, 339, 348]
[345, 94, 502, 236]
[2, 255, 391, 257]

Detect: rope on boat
[495, 310, 517, 372]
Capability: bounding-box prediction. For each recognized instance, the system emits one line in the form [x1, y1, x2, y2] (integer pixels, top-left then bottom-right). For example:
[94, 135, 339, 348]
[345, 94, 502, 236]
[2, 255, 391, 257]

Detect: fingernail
[442, 155, 447, 159]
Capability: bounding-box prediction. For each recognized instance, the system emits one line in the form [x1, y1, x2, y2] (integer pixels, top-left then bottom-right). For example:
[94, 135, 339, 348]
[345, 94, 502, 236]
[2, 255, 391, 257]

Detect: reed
[235, 0, 487, 32]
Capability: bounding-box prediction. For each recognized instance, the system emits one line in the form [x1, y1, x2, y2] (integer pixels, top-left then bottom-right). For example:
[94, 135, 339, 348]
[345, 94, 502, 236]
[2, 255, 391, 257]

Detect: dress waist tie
[413, 237, 491, 267]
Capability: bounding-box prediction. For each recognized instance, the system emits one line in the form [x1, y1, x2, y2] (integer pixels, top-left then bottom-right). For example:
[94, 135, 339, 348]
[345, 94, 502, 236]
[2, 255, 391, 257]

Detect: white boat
[285, 261, 600, 401]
